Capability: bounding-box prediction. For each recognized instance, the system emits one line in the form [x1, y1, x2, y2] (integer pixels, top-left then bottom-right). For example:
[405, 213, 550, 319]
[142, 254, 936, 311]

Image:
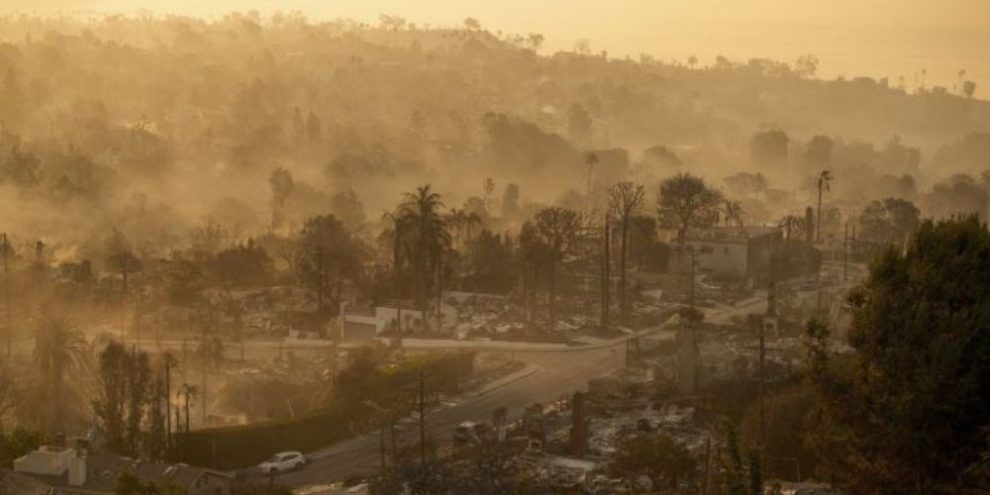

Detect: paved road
[276, 344, 627, 486]
[274, 296, 771, 487]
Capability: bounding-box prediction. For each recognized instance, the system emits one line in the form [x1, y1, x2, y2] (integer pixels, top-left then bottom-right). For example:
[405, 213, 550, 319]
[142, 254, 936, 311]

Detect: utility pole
[817, 183, 823, 243]
[239, 312, 245, 361]
[585, 153, 596, 200]
[435, 257, 443, 332]
[328, 343, 337, 402]
[390, 418, 397, 459]
[379, 420, 386, 473]
[120, 260, 127, 344]
[2, 233, 9, 360]
[174, 407, 182, 459]
[183, 387, 191, 434]
[164, 356, 172, 452]
[418, 369, 426, 466]
[601, 215, 610, 329]
[689, 247, 697, 310]
[759, 310, 766, 471]
[843, 222, 849, 282]
[703, 436, 712, 495]
[201, 307, 212, 428]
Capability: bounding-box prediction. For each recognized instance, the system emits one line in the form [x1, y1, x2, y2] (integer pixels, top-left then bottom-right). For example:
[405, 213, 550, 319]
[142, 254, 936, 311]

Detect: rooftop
[13, 448, 232, 495]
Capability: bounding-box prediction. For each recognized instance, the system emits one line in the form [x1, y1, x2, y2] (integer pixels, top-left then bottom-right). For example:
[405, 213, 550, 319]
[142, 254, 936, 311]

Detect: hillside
[0, 13, 988, 253]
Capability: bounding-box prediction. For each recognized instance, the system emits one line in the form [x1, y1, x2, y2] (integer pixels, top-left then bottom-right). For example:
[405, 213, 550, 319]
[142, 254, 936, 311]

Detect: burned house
[669, 226, 821, 287]
[10, 445, 233, 495]
[669, 226, 780, 286]
[338, 301, 458, 340]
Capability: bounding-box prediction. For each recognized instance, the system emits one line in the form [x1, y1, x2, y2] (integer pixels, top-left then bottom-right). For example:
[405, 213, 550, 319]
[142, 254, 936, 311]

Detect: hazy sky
[5, 0, 990, 92]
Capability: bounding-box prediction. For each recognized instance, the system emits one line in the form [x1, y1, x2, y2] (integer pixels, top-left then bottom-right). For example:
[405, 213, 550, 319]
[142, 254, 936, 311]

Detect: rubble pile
[586, 404, 711, 458]
[137, 286, 315, 340]
[512, 453, 596, 490]
[446, 290, 679, 343]
[696, 332, 805, 384]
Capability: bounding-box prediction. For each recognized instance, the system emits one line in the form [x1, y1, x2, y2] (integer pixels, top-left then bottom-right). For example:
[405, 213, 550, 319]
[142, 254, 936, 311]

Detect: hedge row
[174, 351, 475, 469]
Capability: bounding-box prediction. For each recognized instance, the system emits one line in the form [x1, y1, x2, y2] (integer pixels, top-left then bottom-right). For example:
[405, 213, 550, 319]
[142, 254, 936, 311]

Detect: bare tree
[608, 182, 645, 322]
[534, 207, 582, 331]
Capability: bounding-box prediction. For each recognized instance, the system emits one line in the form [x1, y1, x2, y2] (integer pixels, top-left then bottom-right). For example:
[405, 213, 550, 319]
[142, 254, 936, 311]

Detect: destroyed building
[9, 445, 233, 495]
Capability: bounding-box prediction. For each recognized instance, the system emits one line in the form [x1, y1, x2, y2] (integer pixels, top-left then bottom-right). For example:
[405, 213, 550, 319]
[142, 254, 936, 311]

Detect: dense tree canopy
[858, 197, 920, 247]
[808, 216, 990, 494]
[296, 215, 363, 312]
[657, 173, 723, 242]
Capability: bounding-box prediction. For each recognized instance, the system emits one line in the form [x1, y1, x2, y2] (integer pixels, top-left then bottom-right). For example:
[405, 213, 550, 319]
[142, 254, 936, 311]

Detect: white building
[671, 226, 782, 286]
[339, 301, 457, 340]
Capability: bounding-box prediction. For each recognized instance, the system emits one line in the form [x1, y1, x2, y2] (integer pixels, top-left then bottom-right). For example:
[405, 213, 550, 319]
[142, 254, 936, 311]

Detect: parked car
[258, 451, 307, 474]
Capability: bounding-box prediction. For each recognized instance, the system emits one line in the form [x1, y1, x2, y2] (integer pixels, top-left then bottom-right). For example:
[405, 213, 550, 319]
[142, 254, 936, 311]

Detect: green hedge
[174, 405, 354, 469]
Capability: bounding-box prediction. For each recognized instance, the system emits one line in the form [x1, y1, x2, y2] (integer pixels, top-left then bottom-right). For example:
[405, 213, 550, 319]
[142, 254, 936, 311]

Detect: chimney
[766, 283, 777, 316]
[569, 392, 588, 457]
[68, 451, 86, 487]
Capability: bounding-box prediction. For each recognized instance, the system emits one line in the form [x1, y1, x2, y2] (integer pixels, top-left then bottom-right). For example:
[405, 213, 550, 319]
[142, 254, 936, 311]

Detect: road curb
[468, 364, 541, 399]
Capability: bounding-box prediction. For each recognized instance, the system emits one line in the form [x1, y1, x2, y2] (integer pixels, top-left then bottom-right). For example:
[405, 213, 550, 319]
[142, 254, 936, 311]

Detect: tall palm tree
[584, 152, 599, 201]
[34, 315, 88, 434]
[398, 185, 451, 319]
[816, 170, 833, 243]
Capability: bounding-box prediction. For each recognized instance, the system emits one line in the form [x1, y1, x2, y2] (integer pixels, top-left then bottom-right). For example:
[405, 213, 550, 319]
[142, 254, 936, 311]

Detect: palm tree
[816, 170, 833, 243]
[34, 315, 88, 434]
[584, 152, 599, 200]
[398, 185, 451, 322]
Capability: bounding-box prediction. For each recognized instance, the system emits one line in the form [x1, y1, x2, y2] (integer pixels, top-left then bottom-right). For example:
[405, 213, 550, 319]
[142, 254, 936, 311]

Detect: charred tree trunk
[619, 217, 629, 323]
[548, 261, 557, 332]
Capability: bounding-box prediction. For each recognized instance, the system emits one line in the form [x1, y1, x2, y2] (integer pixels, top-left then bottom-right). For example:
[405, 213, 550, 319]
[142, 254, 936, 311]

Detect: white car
[258, 451, 306, 474]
